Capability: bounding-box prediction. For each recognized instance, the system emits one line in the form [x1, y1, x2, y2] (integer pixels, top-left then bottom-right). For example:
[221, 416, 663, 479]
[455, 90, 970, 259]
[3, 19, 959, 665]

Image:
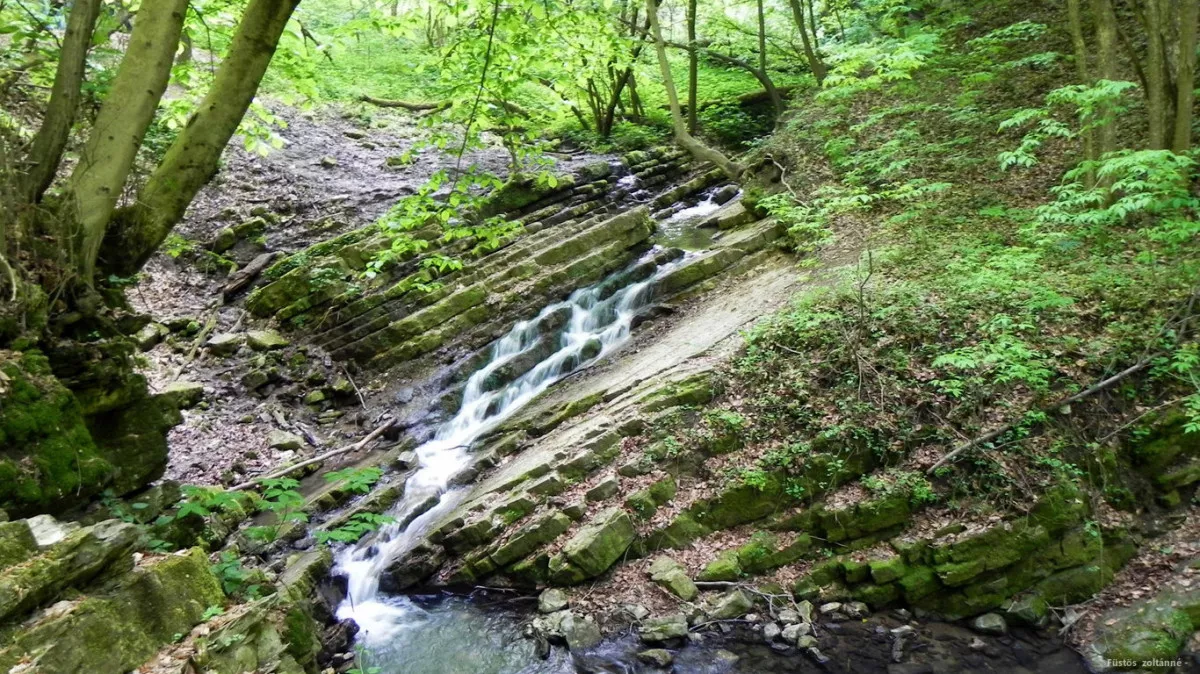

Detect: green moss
[0, 351, 115, 515]
[698, 550, 743, 581]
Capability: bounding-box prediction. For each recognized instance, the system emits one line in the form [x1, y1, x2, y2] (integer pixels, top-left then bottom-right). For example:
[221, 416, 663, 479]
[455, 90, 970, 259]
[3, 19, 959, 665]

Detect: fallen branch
[359, 95, 450, 113]
[229, 418, 396, 491]
[926, 356, 1157, 474]
[221, 251, 277, 301]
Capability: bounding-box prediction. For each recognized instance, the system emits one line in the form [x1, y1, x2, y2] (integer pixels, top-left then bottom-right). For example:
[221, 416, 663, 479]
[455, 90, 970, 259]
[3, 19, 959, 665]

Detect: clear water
[335, 248, 692, 647]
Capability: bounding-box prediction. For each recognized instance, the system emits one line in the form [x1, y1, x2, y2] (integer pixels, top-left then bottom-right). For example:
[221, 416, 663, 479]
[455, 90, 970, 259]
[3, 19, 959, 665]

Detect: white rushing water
[335, 248, 690, 644]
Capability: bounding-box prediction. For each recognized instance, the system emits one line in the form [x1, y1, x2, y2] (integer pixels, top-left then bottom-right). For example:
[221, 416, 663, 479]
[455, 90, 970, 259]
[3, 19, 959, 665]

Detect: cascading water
[335, 247, 692, 649]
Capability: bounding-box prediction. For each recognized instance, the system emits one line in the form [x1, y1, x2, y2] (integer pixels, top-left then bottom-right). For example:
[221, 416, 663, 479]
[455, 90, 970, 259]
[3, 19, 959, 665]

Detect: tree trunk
[1091, 0, 1119, 155]
[686, 0, 698, 134]
[1172, 0, 1198, 153]
[757, 0, 768, 74]
[20, 0, 103, 205]
[64, 0, 188, 283]
[646, 0, 742, 179]
[100, 0, 302, 278]
[787, 0, 825, 84]
[1144, 0, 1168, 149]
[805, 0, 820, 46]
[1067, 0, 1097, 164]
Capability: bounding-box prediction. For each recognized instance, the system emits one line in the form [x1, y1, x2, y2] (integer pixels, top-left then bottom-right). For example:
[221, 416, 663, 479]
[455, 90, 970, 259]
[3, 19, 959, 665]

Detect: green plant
[245, 478, 308, 544]
[212, 551, 262, 599]
[324, 467, 385, 494]
[315, 512, 395, 546]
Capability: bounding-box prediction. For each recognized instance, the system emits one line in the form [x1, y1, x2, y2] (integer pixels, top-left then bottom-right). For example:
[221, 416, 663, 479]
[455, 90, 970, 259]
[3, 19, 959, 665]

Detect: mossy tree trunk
[1066, 0, 1097, 164]
[62, 0, 188, 283]
[1143, 0, 1168, 150]
[646, 0, 743, 179]
[99, 0, 302, 278]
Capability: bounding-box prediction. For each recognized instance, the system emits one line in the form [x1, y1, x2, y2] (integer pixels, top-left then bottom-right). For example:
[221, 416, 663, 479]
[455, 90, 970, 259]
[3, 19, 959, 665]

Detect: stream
[335, 246, 693, 645]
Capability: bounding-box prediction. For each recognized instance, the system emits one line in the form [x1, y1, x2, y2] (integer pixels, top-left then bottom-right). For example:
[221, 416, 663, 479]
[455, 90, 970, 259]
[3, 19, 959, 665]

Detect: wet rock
[206, 332, 244, 356]
[844, 601, 870, 619]
[1002, 593, 1049, 627]
[714, 649, 740, 666]
[711, 184, 740, 205]
[538, 588, 569, 613]
[161, 381, 205, 409]
[320, 156, 338, 168]
[246, 329, 290, 351]
[781, 622, 811, 644]
[648, 556, 698, 601]
[395, 386, 416, 404]
[637, 648, 674, 667]
[778, 608, 801, 624]
[559, 612, 602, 650]
[762, 622, 782, 642]
[268, 430, 304, 451]
[639, 614, 689, 643]
[819, 601, 842, 615]
[706, 589, 754, 621]
[969, 612, 1007, 636]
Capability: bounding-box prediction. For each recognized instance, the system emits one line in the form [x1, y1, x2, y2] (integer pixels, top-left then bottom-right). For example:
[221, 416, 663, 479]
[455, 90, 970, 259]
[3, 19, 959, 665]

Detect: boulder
[246, 330, 290, 351]
[0, 548, 225, 674]
[782, 622, 812, 644]
[0, 520, 139, 623]
[206, 332, 244, 356]
[134, 322, 168, 351]
[161, 381, 205, 409]
[561, 508, 635, 578]
[559, 612, 603, 650]
[648, 557, 698, 601]
[585, 476, 620, 502]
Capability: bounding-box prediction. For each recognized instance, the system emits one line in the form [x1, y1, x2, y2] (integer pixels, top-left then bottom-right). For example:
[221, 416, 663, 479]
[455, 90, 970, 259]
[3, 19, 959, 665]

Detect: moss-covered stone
[0, 520, 139, 623]
[0, 548, 223, 674]
[638, 372, 718, 413]
[0, 351, 116, 516]
[490, 512, 572, 568]
[648, 557, 698, 601]
[561, 508, 635, 578]
[698, 550, 743, 582]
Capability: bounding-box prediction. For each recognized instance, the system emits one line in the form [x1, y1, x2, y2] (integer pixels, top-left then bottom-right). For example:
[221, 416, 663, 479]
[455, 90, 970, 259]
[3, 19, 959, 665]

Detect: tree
[686, 0, 698, 134]
[645, 0, 743, 178]
[4, 0, 302, 296]
[787, 0, 825, 84]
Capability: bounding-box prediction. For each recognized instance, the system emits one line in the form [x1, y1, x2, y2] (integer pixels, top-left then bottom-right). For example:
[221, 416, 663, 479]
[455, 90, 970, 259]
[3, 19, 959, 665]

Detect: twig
[229, 418, 396, 491]
[1093, 398, 1182, 445]
[342, 367, 367, 408]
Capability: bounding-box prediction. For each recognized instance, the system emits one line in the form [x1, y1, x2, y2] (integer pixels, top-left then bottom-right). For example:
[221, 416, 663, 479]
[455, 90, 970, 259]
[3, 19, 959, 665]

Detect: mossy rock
[0, 548, 223, 673]
[698, 550, 743, 582]
[0, 351, 116, 516]
[561, 508, 635, 578]
[638, 372, 718, 414]
[1127, 410, 1200, 473]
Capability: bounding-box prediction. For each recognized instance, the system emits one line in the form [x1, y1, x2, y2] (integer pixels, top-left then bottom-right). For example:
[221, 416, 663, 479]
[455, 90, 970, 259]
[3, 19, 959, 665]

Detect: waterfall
[335, 247, 690, 644]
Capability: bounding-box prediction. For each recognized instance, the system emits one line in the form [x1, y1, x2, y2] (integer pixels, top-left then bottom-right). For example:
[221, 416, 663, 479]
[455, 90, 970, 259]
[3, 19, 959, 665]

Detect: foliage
[323, 466, 384, 494]
[315, 512, 395, 546]
[245, 477, 308, 544]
